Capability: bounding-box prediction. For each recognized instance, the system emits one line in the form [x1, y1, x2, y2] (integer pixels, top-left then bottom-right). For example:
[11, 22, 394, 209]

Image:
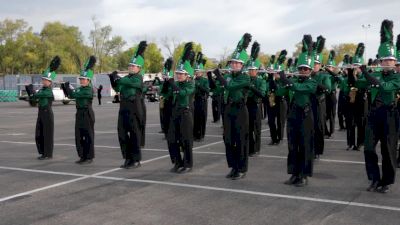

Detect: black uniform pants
[167, 107, 193, 168]
[159, 98, 165, 132]
[262, 97, 268, 119]
[337, 91, 346, 129]
[118, 99, 144, 161]
[312, 95, 326, 155]
[287, 104, 314, 177]
[247, 101, 262, 155]
[193, 96, 208, 139]
[160, 97, 172, 136]
[267, 103, 278, 143]
[325, 92, 337, 136]
[345, 100, 357, 147]
[355, 94, 367, 147]
[140, 97, 146, 147]
[75, 107, 95, 160]
[223, 102, 249, 173]
[397, 104, 400, 164]
[35, 107, 54, 157]
[211, 95, 222, 122]
[364, 105, 399, 185]
[278, 98, 287, 140]
[267, 98, 287, 143]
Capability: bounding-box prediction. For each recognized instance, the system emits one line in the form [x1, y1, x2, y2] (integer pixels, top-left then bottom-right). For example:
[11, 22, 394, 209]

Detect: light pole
[362, 24, 371, 60]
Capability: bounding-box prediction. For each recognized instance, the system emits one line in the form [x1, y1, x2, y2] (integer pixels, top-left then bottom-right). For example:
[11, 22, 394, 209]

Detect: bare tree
[89, 16, 126, 72]
[89, 16, 112, 72]
[161, 36, 180, 57]
[218, 47, 231, 64]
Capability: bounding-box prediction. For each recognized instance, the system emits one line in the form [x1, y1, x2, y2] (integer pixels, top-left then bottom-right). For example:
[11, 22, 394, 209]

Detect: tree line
[0, 18, 357, 75]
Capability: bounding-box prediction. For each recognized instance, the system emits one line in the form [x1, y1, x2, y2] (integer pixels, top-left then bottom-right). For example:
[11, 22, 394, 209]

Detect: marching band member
[214, 33, 252, 180]
[62, 56, 96, 164]
[166, 42, 195, 173]
[361, 20, 400, 193]
[108, 41, 147, 169]
[25, 56, 61, 160]
[278, 35, 317, 187]
[193, 52, 210, 142]
[246, 41, 266, 156]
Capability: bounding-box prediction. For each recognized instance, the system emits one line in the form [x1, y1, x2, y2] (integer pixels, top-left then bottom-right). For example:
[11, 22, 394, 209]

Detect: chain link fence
[0, 74, 112, 102]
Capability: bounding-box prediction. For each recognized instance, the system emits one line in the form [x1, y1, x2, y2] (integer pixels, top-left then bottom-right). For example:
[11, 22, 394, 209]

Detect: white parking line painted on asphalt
[91, 175, 400, 212]
[1, 165, 398, 212]
[145, 132, 222, 138]
[96, 129, 269, 136]
[0, 140, 371, 165]
[0, 139, 227, 203]
[0, 154, 169, 203]
[262, 137, 347, 142]
[0, 166, 86, 177]
[0, 133, 26, 136]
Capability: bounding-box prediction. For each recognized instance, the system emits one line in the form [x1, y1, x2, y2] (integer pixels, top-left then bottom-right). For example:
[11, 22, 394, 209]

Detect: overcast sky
[1, 0, 400, 60]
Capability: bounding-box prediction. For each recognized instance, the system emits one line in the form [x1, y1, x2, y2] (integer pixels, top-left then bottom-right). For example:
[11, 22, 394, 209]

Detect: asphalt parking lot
[1, 98, 400, 225]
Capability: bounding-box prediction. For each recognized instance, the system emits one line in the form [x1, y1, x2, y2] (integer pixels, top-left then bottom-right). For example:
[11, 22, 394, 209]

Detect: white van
[18, 82, 74, 107]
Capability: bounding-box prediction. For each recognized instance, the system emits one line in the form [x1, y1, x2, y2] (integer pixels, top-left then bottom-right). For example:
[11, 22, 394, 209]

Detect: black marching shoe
[178, 167, 192, 174]
[231, 171, 246, 180]
[376, 185, 390, 193]
[249, 152, 257, 157]
[268, 140, 278, 146]
[170, 163, 182, 173]
[284, 175, 298, 185]
[38, 155, 52, 160]
[226, 169, 235, 178]
[366, 180, 380, 192]
[120, 159, 132, 169]
[80, 159, 93, 165]
[130, 161, 141, 169]
[294, 177, 308, 187]
[75, 158, 86, 164]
